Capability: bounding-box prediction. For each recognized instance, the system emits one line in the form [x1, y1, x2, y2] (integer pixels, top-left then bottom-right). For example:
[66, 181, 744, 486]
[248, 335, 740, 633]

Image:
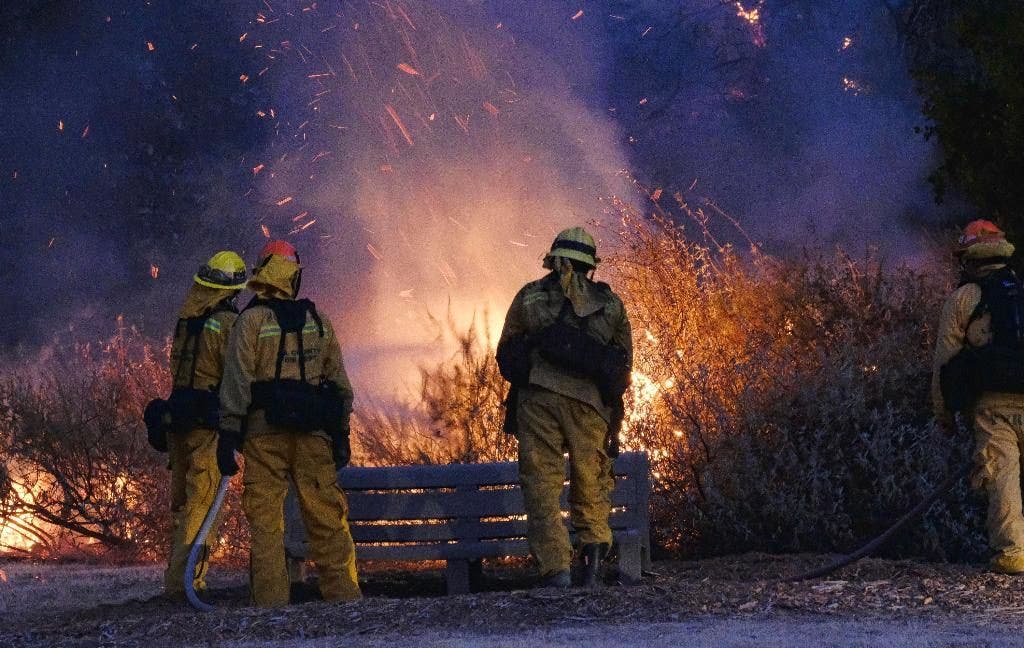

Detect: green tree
[912, 0, 1024, 227]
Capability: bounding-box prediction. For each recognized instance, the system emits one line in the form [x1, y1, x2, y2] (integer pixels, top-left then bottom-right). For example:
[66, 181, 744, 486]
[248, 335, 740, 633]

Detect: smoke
[246, 0, 635, 397]
[0, 0, 949, 399]
[591, 0, 949, 252]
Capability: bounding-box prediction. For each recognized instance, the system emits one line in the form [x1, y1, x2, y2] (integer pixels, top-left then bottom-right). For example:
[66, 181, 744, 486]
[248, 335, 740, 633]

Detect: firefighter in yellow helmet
[217, 240, 360, 606]
[143, 251, 247, 599]
[933, 220, 1024, 575]
[497, 227, 633, 587]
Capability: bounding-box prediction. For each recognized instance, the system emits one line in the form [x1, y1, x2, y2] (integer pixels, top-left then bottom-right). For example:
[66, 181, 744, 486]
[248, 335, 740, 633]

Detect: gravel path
[6, 554, 1024, 647]
[254, 619, 1024, 648]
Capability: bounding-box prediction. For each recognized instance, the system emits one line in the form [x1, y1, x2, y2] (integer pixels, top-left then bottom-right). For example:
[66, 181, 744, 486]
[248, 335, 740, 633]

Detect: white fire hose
[184, 476, 231, 612]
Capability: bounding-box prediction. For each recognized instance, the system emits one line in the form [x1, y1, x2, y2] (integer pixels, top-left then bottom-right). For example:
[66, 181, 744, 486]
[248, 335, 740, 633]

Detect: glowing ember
[842, 77, 865, 95]
[150, 264, 160, 279]
[571, 10, 584, 21]
[146, 41, 155, 51]
[734, 1, 762, 24]
[841, 36, 854, 51]
[396, 62, 421, 76]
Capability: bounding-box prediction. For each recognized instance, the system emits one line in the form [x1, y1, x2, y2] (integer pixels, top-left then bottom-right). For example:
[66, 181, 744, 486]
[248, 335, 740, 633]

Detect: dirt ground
[3, 553, 1024, 647]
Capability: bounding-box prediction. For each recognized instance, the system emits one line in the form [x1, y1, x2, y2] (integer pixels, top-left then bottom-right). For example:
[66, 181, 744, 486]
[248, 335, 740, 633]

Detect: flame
[734, 1, 767, 47]
[1, 477, 49, 555]
[734, 1, 762, 24]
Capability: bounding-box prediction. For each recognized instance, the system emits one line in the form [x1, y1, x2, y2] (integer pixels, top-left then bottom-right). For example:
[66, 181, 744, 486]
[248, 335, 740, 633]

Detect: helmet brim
[193, 275, 248, 290]
[546, 249, 599, 267]
[958, 240, 1016, 260]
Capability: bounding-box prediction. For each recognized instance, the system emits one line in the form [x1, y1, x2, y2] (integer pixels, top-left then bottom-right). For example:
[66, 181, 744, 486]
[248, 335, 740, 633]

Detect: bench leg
[445, 559, 481, 594]
[617, 536, 642, 585]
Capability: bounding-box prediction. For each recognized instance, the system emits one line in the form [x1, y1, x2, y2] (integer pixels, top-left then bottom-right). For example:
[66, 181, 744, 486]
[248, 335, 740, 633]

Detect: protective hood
[962, 239, 1016, 260]
[249, 255, 301, 300]
[178, 284, 237, 319]
[552, 257, 604, 318]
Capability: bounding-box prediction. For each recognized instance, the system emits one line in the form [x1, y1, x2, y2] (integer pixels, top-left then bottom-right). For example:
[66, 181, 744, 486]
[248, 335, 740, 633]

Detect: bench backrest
[338, 452, 650, 546]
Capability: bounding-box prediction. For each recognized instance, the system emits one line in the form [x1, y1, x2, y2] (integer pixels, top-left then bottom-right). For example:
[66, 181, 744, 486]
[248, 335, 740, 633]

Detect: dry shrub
[610, 201, 984, 560]
[0, 321, 170, 560]
[0, 322, 250, 565]
[353, 313, 516, 466]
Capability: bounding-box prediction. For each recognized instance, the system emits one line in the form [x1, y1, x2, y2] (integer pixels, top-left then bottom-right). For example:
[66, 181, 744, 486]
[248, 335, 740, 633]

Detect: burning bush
[0, 321, 170, 559]
[610, 202, 984, 560]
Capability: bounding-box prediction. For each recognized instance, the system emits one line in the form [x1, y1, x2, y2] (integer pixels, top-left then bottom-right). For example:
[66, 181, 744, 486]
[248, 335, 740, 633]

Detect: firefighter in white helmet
[497, 227, 633, 587]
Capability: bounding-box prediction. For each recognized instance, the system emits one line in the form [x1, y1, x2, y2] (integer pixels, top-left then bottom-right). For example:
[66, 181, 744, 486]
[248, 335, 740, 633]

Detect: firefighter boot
[538, 570, 571, 588]
[580, 543, 608, 587]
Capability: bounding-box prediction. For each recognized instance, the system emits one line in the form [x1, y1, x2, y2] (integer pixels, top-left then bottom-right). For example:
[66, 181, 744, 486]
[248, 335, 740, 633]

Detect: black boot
[538, 570, 571, 588]
[580, 543, 608, 587]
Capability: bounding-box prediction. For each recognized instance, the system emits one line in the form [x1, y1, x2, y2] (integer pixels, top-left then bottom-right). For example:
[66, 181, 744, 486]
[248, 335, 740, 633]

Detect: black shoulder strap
[176, 316, 207, 389]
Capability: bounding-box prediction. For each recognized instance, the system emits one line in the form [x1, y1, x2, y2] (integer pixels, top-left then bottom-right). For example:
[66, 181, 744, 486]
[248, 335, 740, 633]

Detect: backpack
[941, 268, 1024, 411]
[967, 268, 1024, 351]
[143, 302, 235, 450]
[244, 298, 351, 465]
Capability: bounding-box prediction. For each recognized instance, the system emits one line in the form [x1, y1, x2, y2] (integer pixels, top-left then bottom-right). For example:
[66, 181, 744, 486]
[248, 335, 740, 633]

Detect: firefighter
[496, 227, 633, 587]
[217, 240, 360, 606]
[144, 251, 247, 600]
[933, 220, 1024, 575]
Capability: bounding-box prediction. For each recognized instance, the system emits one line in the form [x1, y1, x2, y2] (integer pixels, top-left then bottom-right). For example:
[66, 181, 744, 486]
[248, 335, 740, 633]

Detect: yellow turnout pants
[164, 428, 222, 596]
[242, 433, 360, 607]
[516, 387, 613, 576]
[974, 406, 1024, 560]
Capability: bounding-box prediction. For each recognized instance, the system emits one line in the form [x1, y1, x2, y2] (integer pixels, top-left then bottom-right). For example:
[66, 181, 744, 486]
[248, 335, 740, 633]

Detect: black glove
[143, 399, 169, 452]
[216, 431, 242, 476]
[331, 427, 351, 469]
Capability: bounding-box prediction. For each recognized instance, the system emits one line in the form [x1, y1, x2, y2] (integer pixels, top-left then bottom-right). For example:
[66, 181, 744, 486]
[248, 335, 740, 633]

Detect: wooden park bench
[338, 451, 652, 594]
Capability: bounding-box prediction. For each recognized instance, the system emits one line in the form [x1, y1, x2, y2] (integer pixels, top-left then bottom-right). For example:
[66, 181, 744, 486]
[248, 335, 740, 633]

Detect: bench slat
[340, 453, 648, 490]
[349, 509, 641, 543]
[346, 486, 641, 521]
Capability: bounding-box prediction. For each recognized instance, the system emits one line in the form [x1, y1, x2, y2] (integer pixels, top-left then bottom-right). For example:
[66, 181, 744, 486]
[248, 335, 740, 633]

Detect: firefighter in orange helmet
[933, 220, 1024, 574]
[217, 240, 360, 606]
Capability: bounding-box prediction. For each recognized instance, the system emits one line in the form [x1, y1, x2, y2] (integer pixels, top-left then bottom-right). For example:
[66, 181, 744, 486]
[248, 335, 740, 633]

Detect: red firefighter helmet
[957, 219, 1014, 259]
[257, 240, 299, 264]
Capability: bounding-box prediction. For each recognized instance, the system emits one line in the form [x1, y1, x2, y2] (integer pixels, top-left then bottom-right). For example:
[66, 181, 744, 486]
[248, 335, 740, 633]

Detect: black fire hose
[782, 464, 972, 582]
